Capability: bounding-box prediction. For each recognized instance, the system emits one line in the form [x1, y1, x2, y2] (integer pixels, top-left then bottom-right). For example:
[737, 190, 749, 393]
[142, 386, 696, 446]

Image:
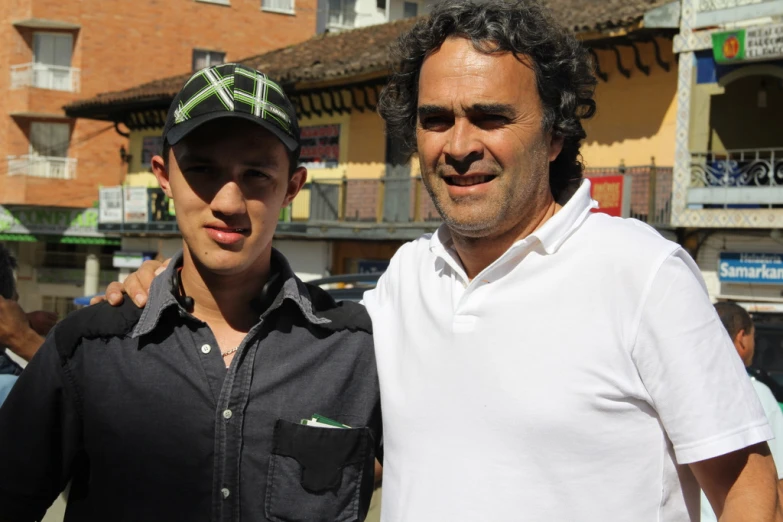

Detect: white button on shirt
[364, 180, 771, 522]
[200, 344, 211, 354]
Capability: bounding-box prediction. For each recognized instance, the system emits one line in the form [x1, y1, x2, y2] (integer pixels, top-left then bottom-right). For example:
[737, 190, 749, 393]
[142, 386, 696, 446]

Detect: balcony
[7, 155, 77, 180]
[10, 63, 80, 92]
[694, 0, 783, 27]
[689, 149, 783, 208]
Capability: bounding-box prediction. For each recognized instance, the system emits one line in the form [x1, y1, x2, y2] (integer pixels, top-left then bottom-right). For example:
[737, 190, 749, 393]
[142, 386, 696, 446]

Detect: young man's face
[153, 118, 306, 276]
[415, 37, 563, 240]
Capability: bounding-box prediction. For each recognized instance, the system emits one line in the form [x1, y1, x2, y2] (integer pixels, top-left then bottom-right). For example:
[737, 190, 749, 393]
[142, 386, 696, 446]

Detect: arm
[692, 442, 782, 521]
[0, 331, 82, 521]
[0, 296, 44, 362]
[91, 258, 167, 307]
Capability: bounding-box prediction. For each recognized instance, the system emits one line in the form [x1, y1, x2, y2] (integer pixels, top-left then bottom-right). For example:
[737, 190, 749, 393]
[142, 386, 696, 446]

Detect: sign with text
[713, 23, 783, 63]
[99, 187, 123, 224]
[719, 252, 783, 285]
[123, 187, 149, 223]
[585, 175, 631, 218]
[0, 205, 101, 237]
[300, 124, 340, 169]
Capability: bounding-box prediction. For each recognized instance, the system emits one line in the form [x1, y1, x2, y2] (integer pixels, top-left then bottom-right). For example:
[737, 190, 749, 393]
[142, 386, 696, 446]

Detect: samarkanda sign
[712, 23, 783, 64]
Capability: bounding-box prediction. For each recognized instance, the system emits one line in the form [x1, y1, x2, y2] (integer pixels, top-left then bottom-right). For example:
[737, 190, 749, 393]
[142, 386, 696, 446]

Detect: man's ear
[151, 154, 172, 198]
[548, 134, 564, 162]
[734, 328, 749, 355]
[283, 166, 308, 207]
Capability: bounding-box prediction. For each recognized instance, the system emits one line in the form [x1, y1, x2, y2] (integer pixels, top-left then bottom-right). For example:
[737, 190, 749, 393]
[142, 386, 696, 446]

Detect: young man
[105, 2, 781, 520]
[701, 302, 783, 521]
[0, 64, 381, 522]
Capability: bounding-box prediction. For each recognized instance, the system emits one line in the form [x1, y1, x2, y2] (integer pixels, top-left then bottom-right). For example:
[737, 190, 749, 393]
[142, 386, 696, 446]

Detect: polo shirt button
[201, 344, 211, 354]
[221, 488, 230, 499]
[223, 409, 233, 420]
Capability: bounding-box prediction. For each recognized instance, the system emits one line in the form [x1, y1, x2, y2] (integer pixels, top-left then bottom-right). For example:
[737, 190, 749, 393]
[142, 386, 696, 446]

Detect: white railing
[261, 0, 294, 13]
[6, 155, 77, 180]
[10, 63, 80, 92]
[697, 0, 766, 11]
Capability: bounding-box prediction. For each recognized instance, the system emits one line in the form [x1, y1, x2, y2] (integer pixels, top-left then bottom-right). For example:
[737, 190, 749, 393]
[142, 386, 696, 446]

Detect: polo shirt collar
[429, 178, 597, 261]
[132, 248, 329, 338]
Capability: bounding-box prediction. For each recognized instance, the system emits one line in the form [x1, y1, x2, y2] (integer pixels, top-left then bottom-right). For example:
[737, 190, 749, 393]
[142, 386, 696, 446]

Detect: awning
[12, 18, 80, 30]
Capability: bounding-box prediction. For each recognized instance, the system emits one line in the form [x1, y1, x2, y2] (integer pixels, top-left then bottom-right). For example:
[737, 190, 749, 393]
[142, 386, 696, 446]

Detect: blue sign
[719, 252, 783, 284]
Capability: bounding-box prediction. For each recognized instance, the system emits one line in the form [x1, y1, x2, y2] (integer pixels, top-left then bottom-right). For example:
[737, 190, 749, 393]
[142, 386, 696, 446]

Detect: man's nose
[210, 181, 246, 216]
[443, 118, 483, 166]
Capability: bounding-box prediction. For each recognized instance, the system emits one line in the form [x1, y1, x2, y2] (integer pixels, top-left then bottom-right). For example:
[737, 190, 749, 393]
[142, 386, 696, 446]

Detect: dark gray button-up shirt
[0, 250, 381, 522]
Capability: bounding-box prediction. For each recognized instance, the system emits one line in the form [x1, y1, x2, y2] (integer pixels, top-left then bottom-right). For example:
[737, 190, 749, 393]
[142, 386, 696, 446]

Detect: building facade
[0, 0, 317, 313]
[66, 0, 681, 282]
[672, 0, 783, 316]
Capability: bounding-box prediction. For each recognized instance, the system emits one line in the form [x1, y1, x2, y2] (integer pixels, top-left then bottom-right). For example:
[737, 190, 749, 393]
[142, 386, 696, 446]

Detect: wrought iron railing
[6, 155, 77, 180]
[585, 165, 673, 226]
[10, 63, 81, 92]
[690, 149, 783, 188]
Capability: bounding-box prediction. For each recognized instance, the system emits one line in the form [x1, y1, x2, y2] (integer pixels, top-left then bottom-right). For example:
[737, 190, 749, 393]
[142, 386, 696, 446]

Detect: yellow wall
[581, 38, 678, 168]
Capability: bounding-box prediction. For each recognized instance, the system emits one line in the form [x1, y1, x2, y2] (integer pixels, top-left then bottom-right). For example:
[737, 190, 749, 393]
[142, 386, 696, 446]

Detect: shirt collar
[131, 248, 329, 338]
[429, 178, 597, 261]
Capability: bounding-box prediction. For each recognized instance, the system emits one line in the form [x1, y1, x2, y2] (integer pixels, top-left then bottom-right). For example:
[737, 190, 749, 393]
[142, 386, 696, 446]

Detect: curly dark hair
[378, 0, 597, 199]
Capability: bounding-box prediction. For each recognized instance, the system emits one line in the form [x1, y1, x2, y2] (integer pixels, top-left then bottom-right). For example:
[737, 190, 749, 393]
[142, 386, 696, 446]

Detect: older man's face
[416, 37, 563, 240]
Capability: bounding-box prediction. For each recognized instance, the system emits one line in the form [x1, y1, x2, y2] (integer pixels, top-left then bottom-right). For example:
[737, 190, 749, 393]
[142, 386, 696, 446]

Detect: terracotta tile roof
[65, 0, 671, 116]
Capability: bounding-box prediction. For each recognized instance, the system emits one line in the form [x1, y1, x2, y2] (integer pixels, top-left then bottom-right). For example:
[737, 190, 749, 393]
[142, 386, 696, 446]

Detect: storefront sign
[0, 205, 101, 237]
[99, 187, 124, 224]
[124, 187, 149, 223]
[712, 23, 783, 64]
[719, 252, 783, 284]
[586, 175, 630, 218]
[300, 124, 340, 169]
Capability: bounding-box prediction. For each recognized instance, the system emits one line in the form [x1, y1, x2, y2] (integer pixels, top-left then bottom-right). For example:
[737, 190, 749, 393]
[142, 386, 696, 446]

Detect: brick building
[0, 0, 317, 317]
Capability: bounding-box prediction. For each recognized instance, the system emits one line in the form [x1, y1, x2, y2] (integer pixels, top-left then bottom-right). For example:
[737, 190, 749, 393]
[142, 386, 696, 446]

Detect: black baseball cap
[162, 63, 300, 154]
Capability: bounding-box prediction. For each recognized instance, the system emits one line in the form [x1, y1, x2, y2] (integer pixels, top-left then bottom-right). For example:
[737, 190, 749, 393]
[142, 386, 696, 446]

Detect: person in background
[700, 302, 783, 521]
[0, 244, 55, 406]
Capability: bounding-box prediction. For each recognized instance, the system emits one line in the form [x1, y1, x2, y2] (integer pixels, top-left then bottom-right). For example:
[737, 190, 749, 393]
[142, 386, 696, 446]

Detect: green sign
[0, 205, 101, 237]
[713, 23, 783, 64]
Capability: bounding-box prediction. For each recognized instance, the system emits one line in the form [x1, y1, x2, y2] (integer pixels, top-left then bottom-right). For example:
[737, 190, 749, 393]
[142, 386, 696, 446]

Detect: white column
[83, 246, 100, 296]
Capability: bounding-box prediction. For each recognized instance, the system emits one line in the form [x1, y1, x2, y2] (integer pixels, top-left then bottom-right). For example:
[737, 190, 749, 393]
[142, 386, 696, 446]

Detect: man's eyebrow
[417, 105, 450, 118]
[468, 103, 517, 117]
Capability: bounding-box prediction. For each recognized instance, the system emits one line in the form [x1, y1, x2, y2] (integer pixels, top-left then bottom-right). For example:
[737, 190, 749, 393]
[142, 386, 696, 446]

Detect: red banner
[586, 175, 625, 217]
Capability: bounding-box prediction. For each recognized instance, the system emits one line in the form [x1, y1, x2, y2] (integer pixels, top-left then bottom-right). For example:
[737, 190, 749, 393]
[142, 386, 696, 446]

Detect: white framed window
[328, 0, 356, 28]
[30, 122, 69, 158]
[192, 49, 226, 71]
[262, 0, 295, 14]
[31, 32, 76, 91]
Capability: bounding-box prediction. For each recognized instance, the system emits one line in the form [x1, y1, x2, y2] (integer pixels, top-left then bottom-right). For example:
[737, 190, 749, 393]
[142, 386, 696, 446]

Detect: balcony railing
[694, 0, 783, 27]
[689, 149, 783, 208]
[585, 165, 673, 227]
[7, 155, 77, 180]
[10, 63, 80, 92]
[283, 176, 441, 224]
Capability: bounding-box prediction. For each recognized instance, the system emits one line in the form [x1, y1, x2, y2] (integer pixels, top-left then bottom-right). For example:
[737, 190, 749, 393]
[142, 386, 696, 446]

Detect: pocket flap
[272, 420, 370, 493]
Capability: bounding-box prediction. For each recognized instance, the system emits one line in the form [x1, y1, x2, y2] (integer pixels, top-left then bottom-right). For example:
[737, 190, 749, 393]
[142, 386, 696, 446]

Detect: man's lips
[204, 225, 249, 244]
[442, 175, 497, 187]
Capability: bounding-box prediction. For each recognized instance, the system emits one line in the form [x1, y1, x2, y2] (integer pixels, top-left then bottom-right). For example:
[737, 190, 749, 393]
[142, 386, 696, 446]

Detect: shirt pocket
[265, 419, 376, 522]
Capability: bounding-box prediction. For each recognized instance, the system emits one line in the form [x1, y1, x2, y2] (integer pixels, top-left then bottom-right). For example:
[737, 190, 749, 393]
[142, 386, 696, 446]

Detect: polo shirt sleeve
[631, 249, 771, 465]
[0, 330, 83, 522]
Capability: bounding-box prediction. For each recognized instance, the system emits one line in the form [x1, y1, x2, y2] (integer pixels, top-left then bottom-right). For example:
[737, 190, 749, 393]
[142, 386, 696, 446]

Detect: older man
[105, 1, 780, 521]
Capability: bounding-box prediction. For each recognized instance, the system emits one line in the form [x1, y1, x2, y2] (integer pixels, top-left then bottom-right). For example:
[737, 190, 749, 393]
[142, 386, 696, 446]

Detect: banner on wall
[99, 187, 123, 224]
[299, 124, 340, 169]
[712, 23, 783, 64]
[585, 175, 631, 218]
[123, 187, 149, 223]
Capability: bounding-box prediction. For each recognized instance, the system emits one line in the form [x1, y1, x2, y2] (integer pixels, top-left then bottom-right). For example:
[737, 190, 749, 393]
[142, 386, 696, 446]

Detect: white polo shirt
[363, 180, 771, 522]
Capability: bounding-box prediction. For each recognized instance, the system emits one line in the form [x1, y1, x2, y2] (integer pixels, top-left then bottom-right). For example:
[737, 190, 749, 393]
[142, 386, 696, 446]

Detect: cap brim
[165, 111, 299, 152]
